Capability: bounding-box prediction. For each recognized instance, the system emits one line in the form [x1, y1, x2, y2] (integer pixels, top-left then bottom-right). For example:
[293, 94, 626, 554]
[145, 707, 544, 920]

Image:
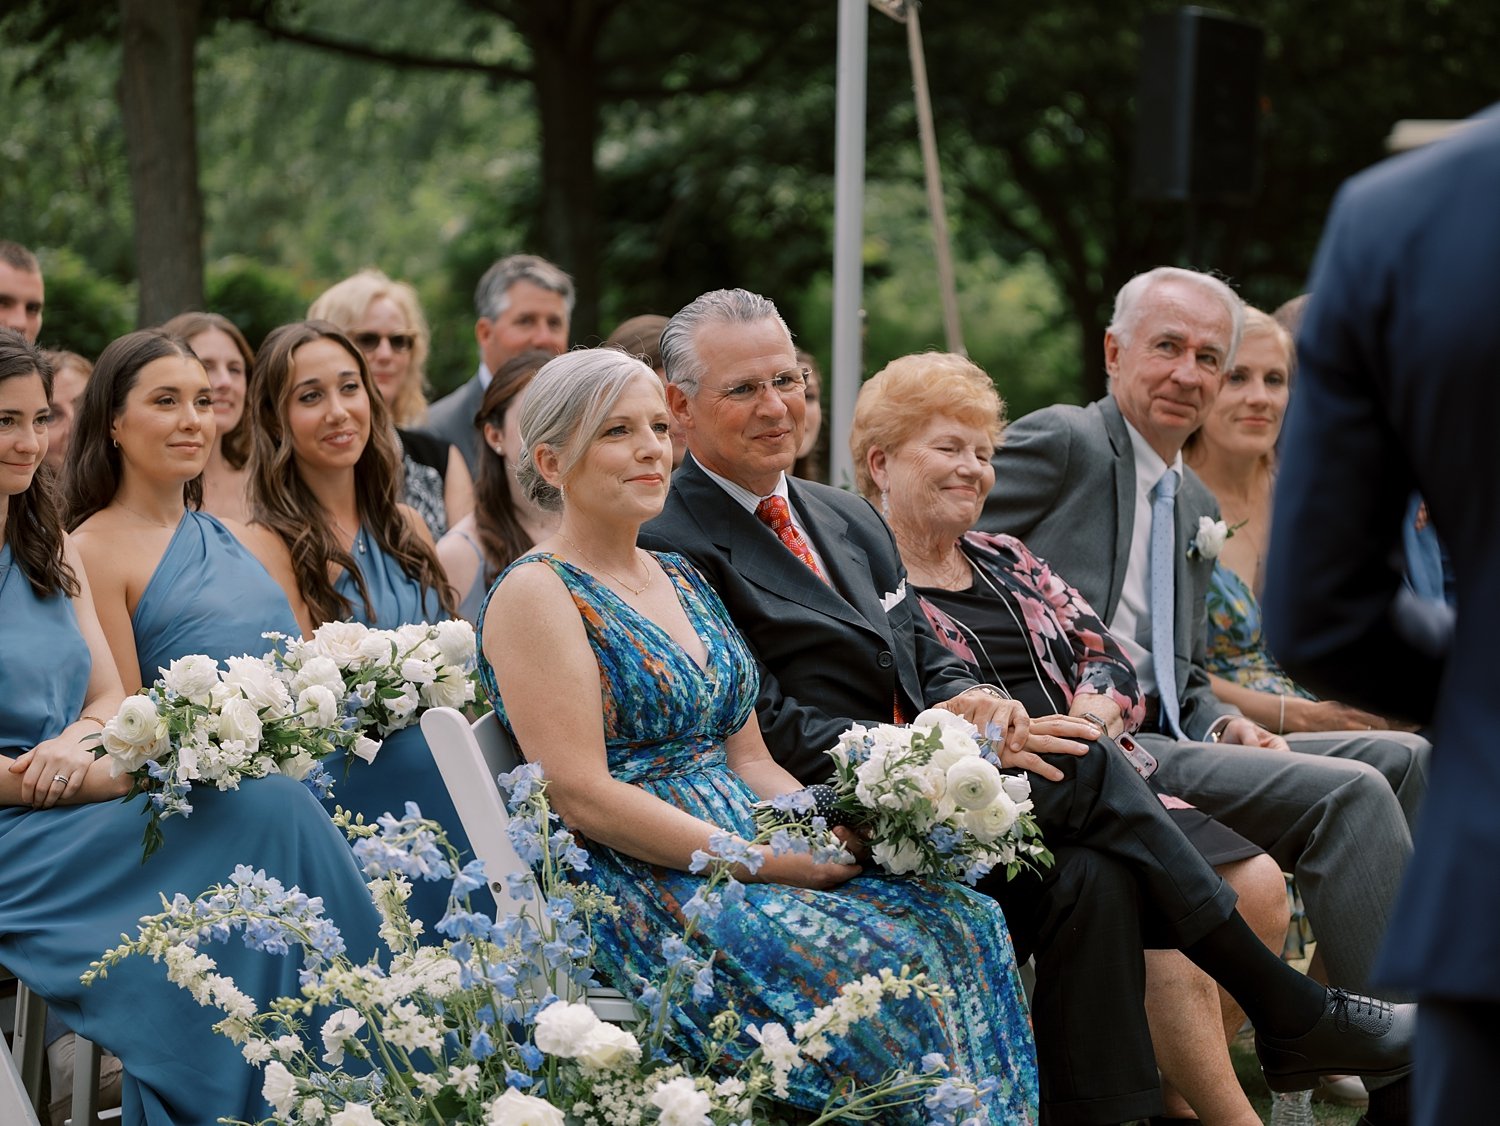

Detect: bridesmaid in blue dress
[481, 350, 1038, 1123]
[0, 331, 384, 1126]
[62, 330, 301, 691]
[241, 320, 472, 932]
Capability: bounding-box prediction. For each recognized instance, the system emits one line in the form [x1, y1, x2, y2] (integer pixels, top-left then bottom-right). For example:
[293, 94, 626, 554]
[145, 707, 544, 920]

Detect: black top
[912, 570, 1065, 722]
[399, 427, 452, 477]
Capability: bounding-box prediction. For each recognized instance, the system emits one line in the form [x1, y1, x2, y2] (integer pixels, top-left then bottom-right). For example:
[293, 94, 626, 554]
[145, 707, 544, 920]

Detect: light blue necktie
[1150, 467, 1185, 740]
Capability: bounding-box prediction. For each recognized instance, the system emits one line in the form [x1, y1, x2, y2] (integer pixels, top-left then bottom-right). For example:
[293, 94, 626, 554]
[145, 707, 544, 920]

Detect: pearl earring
[880, 491, 891, 520]
[490, 442, 504, 456]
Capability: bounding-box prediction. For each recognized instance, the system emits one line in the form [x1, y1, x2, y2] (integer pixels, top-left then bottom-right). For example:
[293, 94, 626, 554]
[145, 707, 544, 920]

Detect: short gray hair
[1107, 266, 1245, 366]
[474, 254, 575, 320]
[660, 288, 793, 392]
[516, 348, 659, 512]
[0, 241, 40, 274]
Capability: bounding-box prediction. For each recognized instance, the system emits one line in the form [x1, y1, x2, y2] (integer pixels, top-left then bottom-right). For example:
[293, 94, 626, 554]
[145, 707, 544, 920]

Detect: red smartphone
[1112, 732, 1158, 780]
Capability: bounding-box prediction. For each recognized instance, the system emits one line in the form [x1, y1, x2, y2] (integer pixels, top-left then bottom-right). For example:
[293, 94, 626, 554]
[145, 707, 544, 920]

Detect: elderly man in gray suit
[980, 265, 1428, 1126]
[424, 254, 572, 473]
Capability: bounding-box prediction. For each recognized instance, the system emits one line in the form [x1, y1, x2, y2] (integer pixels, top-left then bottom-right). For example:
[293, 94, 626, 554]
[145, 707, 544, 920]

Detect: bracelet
[79, 714, 107, 729]
[1205, 715, 1236, 744]
[1079, 711, 1111, 737]
[1276, 694, 1286, 736]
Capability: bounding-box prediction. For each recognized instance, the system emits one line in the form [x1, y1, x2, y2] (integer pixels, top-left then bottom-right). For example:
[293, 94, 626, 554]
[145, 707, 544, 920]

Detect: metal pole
[830, 0, 868, 491]
[904, 2, 965, 354]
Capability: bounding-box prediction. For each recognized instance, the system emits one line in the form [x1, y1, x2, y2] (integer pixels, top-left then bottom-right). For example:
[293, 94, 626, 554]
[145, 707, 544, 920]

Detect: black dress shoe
[1255, 988, 1414, 1093]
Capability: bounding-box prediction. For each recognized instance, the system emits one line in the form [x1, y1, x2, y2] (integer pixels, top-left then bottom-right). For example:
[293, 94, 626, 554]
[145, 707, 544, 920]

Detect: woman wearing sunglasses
[309, 270, 473, 537]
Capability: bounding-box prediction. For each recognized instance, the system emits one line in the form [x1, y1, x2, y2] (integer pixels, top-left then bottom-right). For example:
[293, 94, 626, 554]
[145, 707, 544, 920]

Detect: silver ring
[52, 773, 69, 786]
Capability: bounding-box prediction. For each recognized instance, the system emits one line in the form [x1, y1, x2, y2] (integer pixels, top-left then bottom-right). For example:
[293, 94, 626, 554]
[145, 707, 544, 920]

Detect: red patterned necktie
[754, 495, 828, 584]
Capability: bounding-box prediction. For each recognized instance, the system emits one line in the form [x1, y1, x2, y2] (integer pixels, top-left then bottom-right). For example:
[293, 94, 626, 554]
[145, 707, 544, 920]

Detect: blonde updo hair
[517, 348, 661, 512]
[849, 352, 1006, 502]
[308, 269, 432, 427]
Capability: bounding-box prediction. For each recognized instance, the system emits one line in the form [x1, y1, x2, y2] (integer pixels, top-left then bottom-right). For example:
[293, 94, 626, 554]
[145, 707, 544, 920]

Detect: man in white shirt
[981, 265, 1426, 1125]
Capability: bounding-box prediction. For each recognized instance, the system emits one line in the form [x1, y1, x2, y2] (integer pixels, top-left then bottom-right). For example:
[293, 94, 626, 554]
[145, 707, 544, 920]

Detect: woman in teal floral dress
[478, 349, 1038, 1123]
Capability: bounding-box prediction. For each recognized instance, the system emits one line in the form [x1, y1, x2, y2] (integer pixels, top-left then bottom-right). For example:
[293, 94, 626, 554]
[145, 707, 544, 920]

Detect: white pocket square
[880, 581, 907, 612]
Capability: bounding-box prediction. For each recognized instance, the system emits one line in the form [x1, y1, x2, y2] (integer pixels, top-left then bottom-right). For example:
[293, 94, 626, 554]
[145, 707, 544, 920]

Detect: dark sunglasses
[351, 332, 416, 354]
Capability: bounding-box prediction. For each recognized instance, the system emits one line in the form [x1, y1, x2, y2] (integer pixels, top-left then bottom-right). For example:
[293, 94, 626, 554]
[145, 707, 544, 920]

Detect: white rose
[216, 696, 264, 748]
[1192, 516, 1230, 560]
[419, 668, 472, 711]
[297, 685, 340, 728]
[649, 1076, 712, 1126]
[329, 1104, 381, 1126]
[870, 838, 925, 875]
[485, 1087, 566, 1126]
[946, 757, 1003, 811]
[291, 656, 346, 697]
[912, 707, 980, 739]
[964, 793, 1022, 843]
[399, 657, 437, 686]
[261, 1060, 297, 1117]
[309, 621, 371, 668]
[393, 622, 433, 652]
[532, 1000, 601, 1058]
[351, 736, 381, 764]
[357, 632, 396, 667]
[432, 619, 476, 666]
[575, 1022, 640, 1071]
[161, 654, 220, 705]
[222, 656, 292, 717]
[102, 696, 169, 773]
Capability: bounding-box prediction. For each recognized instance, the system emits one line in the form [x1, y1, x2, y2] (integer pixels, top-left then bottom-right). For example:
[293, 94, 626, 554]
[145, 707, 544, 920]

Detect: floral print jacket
[916, 531, 1147, 732]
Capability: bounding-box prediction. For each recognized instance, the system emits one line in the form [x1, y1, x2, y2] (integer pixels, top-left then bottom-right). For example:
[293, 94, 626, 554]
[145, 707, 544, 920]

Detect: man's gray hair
[1107, 266, 1245, 365]
[660, 288, 794, 392]
[0, 241, 41, 274]
[474, 254, 575, 320]
[515, 347, 657, 512]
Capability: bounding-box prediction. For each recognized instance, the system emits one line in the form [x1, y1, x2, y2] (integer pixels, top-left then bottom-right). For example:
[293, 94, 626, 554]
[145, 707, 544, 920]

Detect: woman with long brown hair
[158, 312, 256, 523]
[241, 319, 469, 929]
[436, 348, 557, 621]
[63, 329, 301, 692]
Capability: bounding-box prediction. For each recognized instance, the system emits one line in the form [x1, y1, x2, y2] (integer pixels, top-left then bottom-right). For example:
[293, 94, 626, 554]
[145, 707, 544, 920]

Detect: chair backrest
[419, 706, 533, 918]
[0, 1037, 42, 1126]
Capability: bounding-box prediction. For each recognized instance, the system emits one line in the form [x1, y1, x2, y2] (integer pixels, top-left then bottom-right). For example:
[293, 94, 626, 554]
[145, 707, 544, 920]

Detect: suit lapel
[1101, 398, 1136, 620]
[789, 481, 895, 646]
[674, 461, 874, 634]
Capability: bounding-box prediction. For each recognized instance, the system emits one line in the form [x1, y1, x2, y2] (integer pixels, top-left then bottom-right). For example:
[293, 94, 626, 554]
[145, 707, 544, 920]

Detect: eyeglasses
[351, 332, 416, 354]
[705, 368, 810, 404]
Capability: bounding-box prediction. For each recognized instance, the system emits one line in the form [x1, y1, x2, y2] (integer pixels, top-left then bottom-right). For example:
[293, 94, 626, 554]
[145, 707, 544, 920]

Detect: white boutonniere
[1188, 516, 1237, 561]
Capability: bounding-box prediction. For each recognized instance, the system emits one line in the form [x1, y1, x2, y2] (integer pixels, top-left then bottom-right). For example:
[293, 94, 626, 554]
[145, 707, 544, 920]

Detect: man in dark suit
[424, 254, 571, 473]
[643, 288, 1412, 1125]
[979, 265, 1426, 1124]
[1264, 107, 1500, 1125]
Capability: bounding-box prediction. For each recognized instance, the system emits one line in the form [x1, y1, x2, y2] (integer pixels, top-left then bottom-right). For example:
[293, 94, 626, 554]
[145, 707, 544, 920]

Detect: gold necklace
[115, 501, 180, 529]
[559, 534, 652, 596]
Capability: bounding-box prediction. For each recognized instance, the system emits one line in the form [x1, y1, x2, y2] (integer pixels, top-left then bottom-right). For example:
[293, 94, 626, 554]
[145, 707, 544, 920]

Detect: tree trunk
[119, 0, 204, 326]
[529, 31, 602, 341]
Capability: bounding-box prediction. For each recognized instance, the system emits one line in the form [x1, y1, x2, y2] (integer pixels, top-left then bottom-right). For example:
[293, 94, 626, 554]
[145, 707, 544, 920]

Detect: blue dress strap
[333, 526, 445, 626]
[0, 543, 90, 754]
[131, 510, 300, 680]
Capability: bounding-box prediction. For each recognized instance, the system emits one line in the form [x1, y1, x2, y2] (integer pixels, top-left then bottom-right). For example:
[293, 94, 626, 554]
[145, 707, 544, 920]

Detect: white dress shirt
[695, 464, 830, 576]
[1107, 421, 1184, 697]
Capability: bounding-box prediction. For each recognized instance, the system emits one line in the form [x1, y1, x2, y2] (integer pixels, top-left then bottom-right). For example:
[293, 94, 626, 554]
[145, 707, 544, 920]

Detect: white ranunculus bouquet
[758, 708, 1051, 885]
[270, 620, 478, 740]
[98, 651, 364, 860]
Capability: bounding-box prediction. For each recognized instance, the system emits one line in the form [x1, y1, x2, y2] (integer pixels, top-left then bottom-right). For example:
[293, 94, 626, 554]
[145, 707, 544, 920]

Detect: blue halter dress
[328, 527, 478, 930]
[479, 553, 1039, 1123]
[0, 542, 383, 1126]
[131, 510, 300, 681]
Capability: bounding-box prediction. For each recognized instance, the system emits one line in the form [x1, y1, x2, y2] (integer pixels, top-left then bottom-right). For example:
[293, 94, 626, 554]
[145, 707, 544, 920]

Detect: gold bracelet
[79, 714, 108, 728]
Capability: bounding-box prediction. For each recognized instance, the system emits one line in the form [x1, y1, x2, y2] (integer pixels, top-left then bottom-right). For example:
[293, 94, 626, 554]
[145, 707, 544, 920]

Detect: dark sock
[1180, 911, 1327, 1037]
[1363, 1075, 1410, 1126]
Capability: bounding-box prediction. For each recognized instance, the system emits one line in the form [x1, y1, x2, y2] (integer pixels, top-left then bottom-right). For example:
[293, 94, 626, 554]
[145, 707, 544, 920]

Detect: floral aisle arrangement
[97, 620, 478, 860]
[84, 768, 1000, 1125]
[757, 708, 1051, 885]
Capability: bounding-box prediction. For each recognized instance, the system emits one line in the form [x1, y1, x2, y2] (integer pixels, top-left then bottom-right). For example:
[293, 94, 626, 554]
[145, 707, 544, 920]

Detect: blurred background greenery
[3, 0, 1498, 418]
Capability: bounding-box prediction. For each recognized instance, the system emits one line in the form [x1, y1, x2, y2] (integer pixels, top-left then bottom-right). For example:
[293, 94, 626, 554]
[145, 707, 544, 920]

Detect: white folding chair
[0, 1021, 43, 1126]
[1, 970, 114, 1126]
[420, 707, 636, 1022]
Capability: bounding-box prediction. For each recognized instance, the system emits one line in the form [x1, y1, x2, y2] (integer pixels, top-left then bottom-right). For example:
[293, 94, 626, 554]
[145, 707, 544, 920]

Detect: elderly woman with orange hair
[309, 269, 473, 537]
[850, 352, 1305, 1126]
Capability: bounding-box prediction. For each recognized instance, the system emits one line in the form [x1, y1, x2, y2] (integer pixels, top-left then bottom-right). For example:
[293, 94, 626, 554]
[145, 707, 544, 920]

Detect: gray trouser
[1141, 731, 1420, 996]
